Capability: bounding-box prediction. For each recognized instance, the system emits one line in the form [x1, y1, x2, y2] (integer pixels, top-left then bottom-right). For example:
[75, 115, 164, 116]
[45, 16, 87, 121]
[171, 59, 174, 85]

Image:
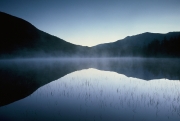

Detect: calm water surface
[0, 58, 180, 121]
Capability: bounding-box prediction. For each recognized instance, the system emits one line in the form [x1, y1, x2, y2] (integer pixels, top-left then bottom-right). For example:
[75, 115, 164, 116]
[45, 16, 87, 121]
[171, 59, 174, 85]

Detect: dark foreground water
[0, 58, 180, 121]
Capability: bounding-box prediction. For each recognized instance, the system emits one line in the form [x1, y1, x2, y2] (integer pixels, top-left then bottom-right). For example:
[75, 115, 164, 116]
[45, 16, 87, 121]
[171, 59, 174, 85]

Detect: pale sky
[0, 0, 180, 46]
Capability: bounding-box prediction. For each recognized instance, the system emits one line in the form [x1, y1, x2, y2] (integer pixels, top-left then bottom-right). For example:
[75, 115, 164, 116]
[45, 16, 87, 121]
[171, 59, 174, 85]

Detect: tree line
[146, 35, 180, 57]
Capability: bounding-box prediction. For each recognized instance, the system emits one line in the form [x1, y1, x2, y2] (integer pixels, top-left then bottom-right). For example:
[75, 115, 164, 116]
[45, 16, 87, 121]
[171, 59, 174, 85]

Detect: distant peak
[139, 32, 153, 35]
[144, 32, 151, 34]
[125, 36, 130, 38]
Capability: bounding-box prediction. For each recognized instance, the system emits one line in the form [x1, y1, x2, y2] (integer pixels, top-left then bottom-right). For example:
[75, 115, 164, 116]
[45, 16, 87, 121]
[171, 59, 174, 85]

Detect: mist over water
[0, 57, 180, 121]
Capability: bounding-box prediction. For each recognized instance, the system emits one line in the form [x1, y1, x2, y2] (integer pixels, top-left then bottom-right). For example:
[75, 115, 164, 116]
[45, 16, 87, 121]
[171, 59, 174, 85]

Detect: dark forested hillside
[0, 12, 89, 58]
[146, 35, 180, 57]
[91, 32, 180, 57]
[0, 11, 180, 58]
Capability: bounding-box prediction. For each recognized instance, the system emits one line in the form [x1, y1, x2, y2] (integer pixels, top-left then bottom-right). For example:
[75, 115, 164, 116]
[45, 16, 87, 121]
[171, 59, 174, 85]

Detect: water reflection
[0, 58, 180, 107]
[0, 59, 90, 106]
[0, 68, 180, 121]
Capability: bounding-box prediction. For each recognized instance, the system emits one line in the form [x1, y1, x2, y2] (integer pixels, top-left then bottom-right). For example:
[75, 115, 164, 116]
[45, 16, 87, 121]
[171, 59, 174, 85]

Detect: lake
[0, 58, 180, 121]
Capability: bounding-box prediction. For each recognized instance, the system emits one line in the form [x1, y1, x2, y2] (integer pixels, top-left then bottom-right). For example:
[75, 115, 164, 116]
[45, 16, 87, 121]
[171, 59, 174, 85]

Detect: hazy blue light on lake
[0, 66, 180, 121]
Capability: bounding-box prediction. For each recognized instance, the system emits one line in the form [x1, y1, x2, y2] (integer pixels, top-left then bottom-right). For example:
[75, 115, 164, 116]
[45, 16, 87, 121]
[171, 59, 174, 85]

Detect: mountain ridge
[0, 11, 180, 58]
[93, 31, 180, 48]
[0, 11, 90, 58]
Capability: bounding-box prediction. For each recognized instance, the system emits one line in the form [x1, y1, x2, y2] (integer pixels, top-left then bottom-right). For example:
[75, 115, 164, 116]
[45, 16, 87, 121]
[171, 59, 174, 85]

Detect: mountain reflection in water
[1, 66, 180, 121]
